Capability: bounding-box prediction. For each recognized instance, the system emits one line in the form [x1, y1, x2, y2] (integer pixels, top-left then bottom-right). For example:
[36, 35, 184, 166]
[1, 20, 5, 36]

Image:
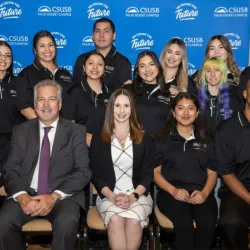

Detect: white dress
[96, 135, 153, 228]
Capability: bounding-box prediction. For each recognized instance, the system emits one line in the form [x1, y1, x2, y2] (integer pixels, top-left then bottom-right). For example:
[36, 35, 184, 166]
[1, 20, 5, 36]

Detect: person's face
[113, 94, 131, 124]
[92, 22, 116, 50]
[173, 98, 198, 127]
[205, 66, 222, 87]
[208, 39, 228, 62]
[164, 43, 183, 69]
[84, 54, 105, 80]
[138, 55, 159, 84]
[35, 37, 56, 64]
[0, 45, 12, 73]
[35, 86, 61, 125]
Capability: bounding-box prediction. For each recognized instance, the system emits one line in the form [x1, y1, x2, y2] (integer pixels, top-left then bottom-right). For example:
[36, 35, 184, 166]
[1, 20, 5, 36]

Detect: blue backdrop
[0, 0, 249, 76]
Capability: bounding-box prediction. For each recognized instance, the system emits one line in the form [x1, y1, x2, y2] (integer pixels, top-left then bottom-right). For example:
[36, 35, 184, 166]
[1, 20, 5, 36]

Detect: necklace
[114, 131, 129, 149]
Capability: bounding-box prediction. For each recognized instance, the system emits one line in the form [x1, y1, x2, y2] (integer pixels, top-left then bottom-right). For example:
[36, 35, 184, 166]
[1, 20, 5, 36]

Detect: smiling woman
[154, 92, 217, 250]
[124, 50, 171, 136]
[18, 30, 74, 121]
[0, 41, 25, 176]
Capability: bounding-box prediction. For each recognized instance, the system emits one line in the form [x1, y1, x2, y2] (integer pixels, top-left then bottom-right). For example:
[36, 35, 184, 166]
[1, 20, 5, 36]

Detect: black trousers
[219, 191, 250, 250]
[0, 198, 80, 250]
[157, 191, 217, 250]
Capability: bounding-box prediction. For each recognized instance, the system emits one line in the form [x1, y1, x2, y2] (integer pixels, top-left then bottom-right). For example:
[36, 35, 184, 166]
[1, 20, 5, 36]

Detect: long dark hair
[133, 50, 167, 96]
[158, 92, 212, 143]
[33, 30, 57, 63]
[0, 41, 13, 77]
[101, 88, 144, 144]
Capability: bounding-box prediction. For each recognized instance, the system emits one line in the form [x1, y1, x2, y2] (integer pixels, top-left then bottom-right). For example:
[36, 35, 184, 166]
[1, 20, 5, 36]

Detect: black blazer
[90, 132, 155, 199]
[3, 117, 91, 209]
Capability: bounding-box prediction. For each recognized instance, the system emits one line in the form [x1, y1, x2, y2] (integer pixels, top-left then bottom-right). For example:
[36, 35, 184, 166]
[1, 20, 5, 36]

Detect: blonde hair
[160, 38, 188, 92]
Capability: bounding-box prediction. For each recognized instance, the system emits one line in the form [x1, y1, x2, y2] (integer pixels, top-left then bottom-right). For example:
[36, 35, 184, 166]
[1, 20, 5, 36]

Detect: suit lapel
[50, 118, 66, 167]
[30, 119, 40, 164]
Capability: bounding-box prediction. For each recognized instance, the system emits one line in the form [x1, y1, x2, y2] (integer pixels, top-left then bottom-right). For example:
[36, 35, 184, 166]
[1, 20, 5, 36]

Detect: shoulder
[75, 51, 93, 63]
[18, 64, 35, 75]
[60, 117, 86, 133]
[58, 67, 72, 77]
[115, 51, 131, 65]
[216, 114, 238, 134]
[241, 66, 250, 76]
[13, 118, 37, 132]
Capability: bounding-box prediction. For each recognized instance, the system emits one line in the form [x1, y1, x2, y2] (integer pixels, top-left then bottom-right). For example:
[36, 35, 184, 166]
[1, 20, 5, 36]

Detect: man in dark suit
[0, 79, 91, 250]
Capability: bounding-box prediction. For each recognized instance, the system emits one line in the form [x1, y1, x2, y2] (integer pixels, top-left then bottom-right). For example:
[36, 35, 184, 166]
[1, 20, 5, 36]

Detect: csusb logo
[82, 36, 95, 47]
[37, 6, 72, 17]
[175, 3, 198, 21]
[188, 62, 197, 76]
[224, 33, 242, 50]
[131, 33, 154, 50]
[0, 34, 28, 46]
[214, 6, 248, 18]
[13, 61, 23, 76]
[0, 1, 22, 19]
[125, 6, 160, 18]
[183, 37, 203, 47]
[51, 32, 67, 49]
[87, 2, 110, 20]
[60, 65, 73, 75]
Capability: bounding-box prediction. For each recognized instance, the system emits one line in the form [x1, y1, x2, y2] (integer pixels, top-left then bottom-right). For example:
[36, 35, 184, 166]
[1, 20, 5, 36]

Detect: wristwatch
[51, 193, 60, 204]
[132, 192, 139, 201]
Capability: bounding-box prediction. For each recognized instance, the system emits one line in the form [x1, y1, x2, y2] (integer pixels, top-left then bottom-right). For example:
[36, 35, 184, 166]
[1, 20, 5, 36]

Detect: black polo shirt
[216, 111, 250, 190]
[18, 59, 74, 109]
[238, 67, 250, 109]
[156, 127, 215, 192]
[61, 80, 110, 134]
[125, 83, 170, 136]
[0, 75, 25, 134]
[165, 76, 197, 95]
[201, 83, 239, 134]
[73, 45, 131, 91]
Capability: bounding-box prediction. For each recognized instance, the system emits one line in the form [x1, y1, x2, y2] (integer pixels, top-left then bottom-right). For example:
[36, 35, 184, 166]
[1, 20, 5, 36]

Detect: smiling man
[0, 79, 91, 250]
[73, 18, 131, 91]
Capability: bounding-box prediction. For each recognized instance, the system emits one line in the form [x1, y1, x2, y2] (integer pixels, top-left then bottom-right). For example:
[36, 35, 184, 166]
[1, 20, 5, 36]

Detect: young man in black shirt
[73, 18, 131, 92]
[216, 79, 250, 249]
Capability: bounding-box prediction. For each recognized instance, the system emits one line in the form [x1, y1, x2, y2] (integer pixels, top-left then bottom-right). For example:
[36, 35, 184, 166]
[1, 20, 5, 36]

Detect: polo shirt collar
[80, 79, 109, 94]
[238, 110, 250, 127]
[95, 44, 117, 58]
[32, 59, 62, 71]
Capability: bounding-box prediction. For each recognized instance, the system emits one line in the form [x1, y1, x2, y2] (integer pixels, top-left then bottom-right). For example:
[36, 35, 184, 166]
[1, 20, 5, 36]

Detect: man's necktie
[37, 126, 52, 195]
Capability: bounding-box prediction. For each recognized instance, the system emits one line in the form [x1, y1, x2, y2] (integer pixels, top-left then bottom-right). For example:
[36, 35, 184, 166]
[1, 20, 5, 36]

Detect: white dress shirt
[12, 118, 71, 200]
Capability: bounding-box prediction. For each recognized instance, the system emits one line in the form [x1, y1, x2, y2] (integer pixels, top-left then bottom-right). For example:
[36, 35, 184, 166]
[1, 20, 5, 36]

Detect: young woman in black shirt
[125, 50, 170, 136]
[0, 41, 25, 172]
[62, 51, 110, 146]
[18, 30, 74, 120]
[154, 92, 217, 250]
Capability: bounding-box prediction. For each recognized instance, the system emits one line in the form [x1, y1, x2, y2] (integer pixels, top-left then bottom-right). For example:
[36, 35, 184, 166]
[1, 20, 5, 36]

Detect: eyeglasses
[0, 53, 12, 61]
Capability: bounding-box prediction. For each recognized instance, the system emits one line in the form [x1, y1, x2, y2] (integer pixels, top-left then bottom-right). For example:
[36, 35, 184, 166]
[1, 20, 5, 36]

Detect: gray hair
[34, 79, 62, 102]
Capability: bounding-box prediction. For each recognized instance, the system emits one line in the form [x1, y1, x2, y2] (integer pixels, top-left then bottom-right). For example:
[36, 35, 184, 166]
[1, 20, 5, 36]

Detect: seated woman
[159, 38, 197, 97]
[198, 57, 239, 134]
[90, 88, 155, 250]
[192, 35, 241, 87]
[154, 92, 217, 250]
[61, 51, 110, 146]
[125, 50, 170, 136]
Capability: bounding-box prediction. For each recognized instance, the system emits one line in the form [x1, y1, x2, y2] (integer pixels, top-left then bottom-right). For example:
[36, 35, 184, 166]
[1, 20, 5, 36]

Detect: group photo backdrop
[0, 0, 249, 76]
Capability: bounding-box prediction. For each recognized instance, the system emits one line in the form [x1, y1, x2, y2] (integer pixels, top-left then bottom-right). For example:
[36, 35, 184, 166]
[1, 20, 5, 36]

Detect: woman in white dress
[90, 88, 155, 250]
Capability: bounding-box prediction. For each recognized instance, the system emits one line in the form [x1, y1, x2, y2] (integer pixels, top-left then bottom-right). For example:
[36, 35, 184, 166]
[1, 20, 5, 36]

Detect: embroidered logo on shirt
[60, 75, 71, 81]
[193, 142, 207, 151]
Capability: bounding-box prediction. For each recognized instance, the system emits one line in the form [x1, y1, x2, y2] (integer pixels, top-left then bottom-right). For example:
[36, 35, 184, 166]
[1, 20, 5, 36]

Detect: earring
[83, 71, 86, 76]
[102, 72, 105, 78]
